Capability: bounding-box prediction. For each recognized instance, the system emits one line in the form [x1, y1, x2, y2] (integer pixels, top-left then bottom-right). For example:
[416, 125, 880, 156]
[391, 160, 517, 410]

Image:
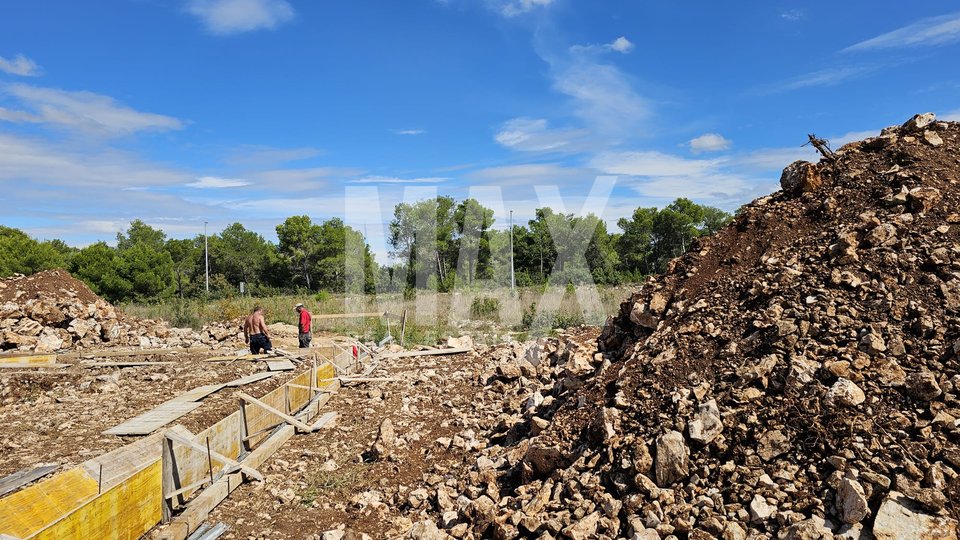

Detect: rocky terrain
[0, 270, 240, 353]
[384, 113, 959, 539]
[4, 114, 960, 540]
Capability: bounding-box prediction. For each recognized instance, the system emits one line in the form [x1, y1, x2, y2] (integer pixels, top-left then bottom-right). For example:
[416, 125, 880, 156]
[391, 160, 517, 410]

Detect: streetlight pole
[204, 221, 209, 294]
[509, 210, 515, 293]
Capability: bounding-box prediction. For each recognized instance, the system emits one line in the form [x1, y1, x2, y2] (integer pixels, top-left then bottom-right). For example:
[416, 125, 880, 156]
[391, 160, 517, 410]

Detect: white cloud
[570, 36, 635, 55]
[186, 0, 295, 35]
[349, 176, 449, 184]
[0, 54, 41, 77]
[187, 176, 252, 188]
[467, 163, 594, 186]
[609, 37, 634, 54]
[499, 0, 554, 18]
[0, 84, 184, 136]
[844, 12, 960, 52]
[393, 129, 426, 136]
[225, 146, 321, 165]
[494, 118, 589, 152]
[688, 133, 732, 153]
[552, 60, 649, 138]
[0, 132, 191, 188]
[760, 64, 881, 93]
[251, 166, 363, 188]
[781, 9, 804, 22]
[942, 109, 960, 121]
[591, 151, 722, 177]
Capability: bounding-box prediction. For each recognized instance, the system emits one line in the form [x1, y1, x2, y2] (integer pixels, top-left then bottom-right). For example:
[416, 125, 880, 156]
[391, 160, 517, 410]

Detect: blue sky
[2, 0, 959, 262]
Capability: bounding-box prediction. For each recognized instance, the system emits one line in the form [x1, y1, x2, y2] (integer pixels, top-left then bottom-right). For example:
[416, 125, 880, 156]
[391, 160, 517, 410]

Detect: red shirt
[299, 310, 312, 333]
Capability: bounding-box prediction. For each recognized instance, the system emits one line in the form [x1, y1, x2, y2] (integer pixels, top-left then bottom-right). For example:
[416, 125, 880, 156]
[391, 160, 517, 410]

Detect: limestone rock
[873, 491, 958, 540]
[654, 430, 688, 487]
[688, 399, 723, 444]
[837, 477, 869, 524]
[781, 161, 823, 193]
[826, 378, 865, 407]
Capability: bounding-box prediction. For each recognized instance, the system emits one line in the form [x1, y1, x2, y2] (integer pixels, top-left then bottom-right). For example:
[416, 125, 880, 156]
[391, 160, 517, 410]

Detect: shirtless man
[243, 306, 272, 354]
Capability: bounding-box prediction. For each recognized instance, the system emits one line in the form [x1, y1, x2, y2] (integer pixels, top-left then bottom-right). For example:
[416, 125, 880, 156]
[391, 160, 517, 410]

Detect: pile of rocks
[0, 270, 226, 352]
[403, 115, 960, 539]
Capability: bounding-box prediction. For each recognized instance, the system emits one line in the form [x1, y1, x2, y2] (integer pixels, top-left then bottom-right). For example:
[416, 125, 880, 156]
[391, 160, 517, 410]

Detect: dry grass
[123, 284, 638, 346]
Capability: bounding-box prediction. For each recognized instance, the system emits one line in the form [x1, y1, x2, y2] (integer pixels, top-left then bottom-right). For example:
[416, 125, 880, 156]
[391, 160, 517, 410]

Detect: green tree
[276, 216, 322, 290]
[389, 197, 456, 290]
[116, 219, 167, 251]
[0, 227, 67, 277]
[165, 238, 202, 298]
[212, 223, 275, 288]
[453, 198, 495, 286]
[71, 242, 132, 302]
[115, 221, 173, 300]
[616, 207, 657, 276]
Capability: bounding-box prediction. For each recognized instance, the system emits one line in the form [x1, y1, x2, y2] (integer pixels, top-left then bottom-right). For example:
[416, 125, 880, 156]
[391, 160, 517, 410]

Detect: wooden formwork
[0, 360, 339, 540]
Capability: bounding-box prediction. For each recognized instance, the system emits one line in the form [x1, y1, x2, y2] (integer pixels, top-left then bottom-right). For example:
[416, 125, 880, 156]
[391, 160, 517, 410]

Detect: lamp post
[204, 221, 209, 294]
[509, 210, 515, 293]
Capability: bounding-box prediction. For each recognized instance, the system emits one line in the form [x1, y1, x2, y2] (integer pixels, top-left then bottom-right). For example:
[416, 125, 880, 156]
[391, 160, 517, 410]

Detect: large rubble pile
[0, 270, 234, 352]
[391, 114, 960, 539]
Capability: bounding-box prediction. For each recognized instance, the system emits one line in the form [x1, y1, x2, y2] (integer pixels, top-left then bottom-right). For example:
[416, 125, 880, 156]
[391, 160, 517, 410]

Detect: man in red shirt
[295, 303, 312, 349]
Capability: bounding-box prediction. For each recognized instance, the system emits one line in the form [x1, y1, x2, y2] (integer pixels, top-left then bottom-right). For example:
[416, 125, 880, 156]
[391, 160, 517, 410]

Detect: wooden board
[0, 467, 99, 539]
[376, 347, 472, 360]
[0, 465, 58, 498]
[104, 401, 203, 436]
[171, 384, 226, 403]
[163, 412, 244, 510]
[265, 359, 295, 372]
[0, 363, 69, 369]
[81, 432, 164, 492]
[0, 354, 57, 365]
[224, 372, 274, 387]
[203, 354, 271, 363]
[62, 347, 211, 359]
[82, 361, 175, 368]
[31, 460, 162, 540]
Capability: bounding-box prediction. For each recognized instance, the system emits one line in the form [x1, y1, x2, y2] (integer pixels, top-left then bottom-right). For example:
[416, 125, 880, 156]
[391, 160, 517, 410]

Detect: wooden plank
[235, 392, 313, 432]
[104, 401, 203, 436]
[31, 460, 162, 540]
[0, 364, 69, 369]
[376, 347, 472, 360]
[61, 347, 210, 359]
[0, 354, 56, 365]
[82, 361, 176, 368]
[0, 467, 99, 539]
[309, 412, 337, 431]
[265, 359, 294, 372]
[171, 385, 226, 403]
[164, 429, 262, 482]
[223, 372, 274, 387]
[0, 465, 58, 498]
[157, 425, 296, 540]
[163, 412, 244, 512]
[310, 312, 386, 320]
[202, 354, 271, 363]
[81, 432, 164, 491]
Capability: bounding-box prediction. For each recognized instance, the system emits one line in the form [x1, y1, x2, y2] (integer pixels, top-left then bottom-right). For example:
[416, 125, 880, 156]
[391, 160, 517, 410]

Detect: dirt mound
[0, 269, 229, 353]
[0, 269, 100, 305]
[421, 114, 960, 539]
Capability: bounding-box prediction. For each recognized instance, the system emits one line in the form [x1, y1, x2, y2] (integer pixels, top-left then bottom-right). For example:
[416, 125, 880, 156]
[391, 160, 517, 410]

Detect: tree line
[0, 197, 730, 303]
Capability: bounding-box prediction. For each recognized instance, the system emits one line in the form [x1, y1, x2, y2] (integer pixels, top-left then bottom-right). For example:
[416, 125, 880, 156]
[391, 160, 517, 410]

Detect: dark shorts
[298, 332, 312, 349]
[249, 334, 272, 354]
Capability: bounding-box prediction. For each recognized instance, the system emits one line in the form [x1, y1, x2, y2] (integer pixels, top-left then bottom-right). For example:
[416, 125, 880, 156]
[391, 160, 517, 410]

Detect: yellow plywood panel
[33, 460, 162, 540]
[316, 362, 335, 385]
[0, 467, 98, 538]
[167, 412, 244, 507]
[0, 354, 57, 365]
